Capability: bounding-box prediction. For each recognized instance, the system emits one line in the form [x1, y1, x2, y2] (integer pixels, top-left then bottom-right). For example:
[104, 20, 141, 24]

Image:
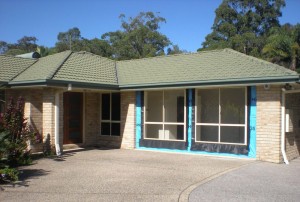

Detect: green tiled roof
[11, 51, 72, 83]
[117, 48, 299, 88]
[53, 51, 117, 86]
[0, 55, 36, 83]
[3, 48, 299, 89]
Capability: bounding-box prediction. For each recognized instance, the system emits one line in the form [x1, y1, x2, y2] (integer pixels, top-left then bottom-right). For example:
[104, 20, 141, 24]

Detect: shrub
[0, 167, 19, 183]
[0, 97, 37, 167]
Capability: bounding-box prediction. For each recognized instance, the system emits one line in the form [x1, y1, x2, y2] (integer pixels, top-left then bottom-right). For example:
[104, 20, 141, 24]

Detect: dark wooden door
[63, 92, 83, 144]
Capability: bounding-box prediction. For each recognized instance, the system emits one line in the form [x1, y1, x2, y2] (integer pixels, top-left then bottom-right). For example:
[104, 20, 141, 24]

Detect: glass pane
[220, 126, 245, 143]
[165, 90, 184, 123]
[101, 94, 110, 120]
[221, 88, 245, 124]
[197, 89, 219, 123]
[145, 91, 163, 122]
[145, 124, 163, 139]
[69, 131, 81, 139]
[196, 125, 218, 142]
[111, 93, 121, 121]
[164, 124, 184, 140]
[111, 123, 120, 136]
[101, 122, 110, 136]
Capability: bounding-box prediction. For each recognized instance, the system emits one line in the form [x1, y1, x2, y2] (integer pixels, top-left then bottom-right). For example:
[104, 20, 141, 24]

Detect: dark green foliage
[263, 23, 300, 70]
[0, 167, 19, 183]
[0, 36, 38, 56]
[200, 0, 285, 56]
[102, 12, 171, 60]
[0, 97, 37, 168]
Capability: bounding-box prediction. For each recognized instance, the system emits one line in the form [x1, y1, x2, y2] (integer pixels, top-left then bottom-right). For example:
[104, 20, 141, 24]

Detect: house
[0, 48, 300, 163]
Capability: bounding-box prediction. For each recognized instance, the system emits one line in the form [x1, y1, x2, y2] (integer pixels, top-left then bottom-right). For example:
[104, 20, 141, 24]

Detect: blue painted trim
[135, 91, 142, 149]
[248, 86, 257, 158]
[137, 147, 252, 159]
[187, 89, 193, 151]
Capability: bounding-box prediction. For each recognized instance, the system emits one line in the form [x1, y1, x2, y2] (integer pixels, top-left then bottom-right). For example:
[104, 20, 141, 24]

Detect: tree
[55, 27, 82, 52]
[167, 45, 186, 55]
[200, 0, 285, 56]
[0, 36, 38, 56]
[262, 23, 300, 70]
[102, 12, 171, 60]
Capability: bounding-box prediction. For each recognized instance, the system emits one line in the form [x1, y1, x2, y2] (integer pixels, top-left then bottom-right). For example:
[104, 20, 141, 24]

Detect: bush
[0, 97, 37, 167]
[0, 167, 19, 183]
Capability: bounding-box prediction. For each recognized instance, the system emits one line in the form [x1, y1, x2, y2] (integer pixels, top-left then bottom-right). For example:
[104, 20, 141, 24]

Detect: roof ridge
[47, 50, 73, 79]
[116, 49, 225, 63]
[74, 51, 116, 62]
[8, 58, 38, 82]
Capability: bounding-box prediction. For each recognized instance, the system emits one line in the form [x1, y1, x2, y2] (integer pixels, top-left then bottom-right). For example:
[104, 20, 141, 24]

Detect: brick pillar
[256, 85, 282, 163]
[42, 89, 55, 148]
[120, 91, 136, 149]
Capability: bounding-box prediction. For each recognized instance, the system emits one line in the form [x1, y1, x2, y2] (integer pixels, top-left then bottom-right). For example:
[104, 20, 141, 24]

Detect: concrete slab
[189, 158, 300, 202]
[0, 149, 250, 202]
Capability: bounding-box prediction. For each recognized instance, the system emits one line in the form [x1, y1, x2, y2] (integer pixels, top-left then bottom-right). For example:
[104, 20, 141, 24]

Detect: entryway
[63, 92, 83, 144]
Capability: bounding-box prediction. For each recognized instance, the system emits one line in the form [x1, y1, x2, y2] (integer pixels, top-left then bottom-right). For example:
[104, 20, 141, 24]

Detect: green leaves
[102, 12, 171, 60]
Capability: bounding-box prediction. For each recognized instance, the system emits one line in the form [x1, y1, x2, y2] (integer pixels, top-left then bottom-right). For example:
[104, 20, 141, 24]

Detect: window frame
[144, 89, 186, 142]
[100, 92, 121, 136]
[195, 87, 248, 145]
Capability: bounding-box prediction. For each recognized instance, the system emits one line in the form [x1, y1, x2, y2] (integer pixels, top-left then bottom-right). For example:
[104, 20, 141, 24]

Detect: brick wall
[6, 89, 44, 152]
[285, 93, 300, 160]
[120, 91, 136, 149]
[256, 85, 282, 163]
[84, 92, 99, 146]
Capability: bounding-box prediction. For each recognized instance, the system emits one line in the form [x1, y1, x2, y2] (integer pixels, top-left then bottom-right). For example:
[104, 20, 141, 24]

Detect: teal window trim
[248, 86, 257, 158]
[136, 91, 142, 148]
[187, 89, 192, 151]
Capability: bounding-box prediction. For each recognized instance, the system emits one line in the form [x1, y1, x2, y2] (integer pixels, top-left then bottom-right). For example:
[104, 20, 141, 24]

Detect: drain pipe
[55, 91, 61, 156]
[281, 88, 289, 164]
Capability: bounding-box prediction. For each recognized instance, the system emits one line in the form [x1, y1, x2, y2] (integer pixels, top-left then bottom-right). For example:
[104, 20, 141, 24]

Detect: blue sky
[0, 0, 299, 52]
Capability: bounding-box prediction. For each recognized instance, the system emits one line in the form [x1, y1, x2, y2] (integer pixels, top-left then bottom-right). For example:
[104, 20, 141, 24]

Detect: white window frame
[144, 89, 186, 142]
[195, 87, 247, 145]
[100, 92, 121, 136]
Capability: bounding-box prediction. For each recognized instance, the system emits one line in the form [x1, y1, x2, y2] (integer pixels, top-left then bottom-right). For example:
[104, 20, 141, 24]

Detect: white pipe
[55, 92, 61, 156]
[281, 88, 289, 164]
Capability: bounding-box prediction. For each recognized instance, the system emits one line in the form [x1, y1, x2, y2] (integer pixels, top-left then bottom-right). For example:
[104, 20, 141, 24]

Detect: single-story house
[1, 48, 300, 163]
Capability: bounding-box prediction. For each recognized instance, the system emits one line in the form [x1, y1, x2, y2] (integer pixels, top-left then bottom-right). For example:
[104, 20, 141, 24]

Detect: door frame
[63, 92, 84, 144]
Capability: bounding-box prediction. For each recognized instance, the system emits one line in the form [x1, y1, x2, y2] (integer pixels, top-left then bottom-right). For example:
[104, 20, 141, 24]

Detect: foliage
[200, 0, 286, 56]
[0, 167, 19, 183]
[0, 97, 37, 167]
[263, 23, 300, 70]
[102, 12, 171, 60]
[0, 36, 38, 55]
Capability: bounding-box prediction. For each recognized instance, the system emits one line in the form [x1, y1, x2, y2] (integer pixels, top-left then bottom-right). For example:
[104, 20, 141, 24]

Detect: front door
[63, 92, 83, 144]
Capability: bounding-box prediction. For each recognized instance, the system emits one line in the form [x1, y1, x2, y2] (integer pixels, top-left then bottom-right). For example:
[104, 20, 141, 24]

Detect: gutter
[281, 88, 289, 164]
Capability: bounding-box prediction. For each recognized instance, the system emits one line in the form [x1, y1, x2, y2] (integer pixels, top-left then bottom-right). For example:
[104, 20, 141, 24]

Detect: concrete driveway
[190, 157, 300, 202]
[0, 149, 251, 202]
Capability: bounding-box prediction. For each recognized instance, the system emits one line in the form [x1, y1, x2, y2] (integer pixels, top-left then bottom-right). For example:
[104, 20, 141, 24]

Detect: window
[0, 90, 5, 116]
[144, 90, 185, 141]
[196, 88, 247, 144]
[100, 93, 120, 136]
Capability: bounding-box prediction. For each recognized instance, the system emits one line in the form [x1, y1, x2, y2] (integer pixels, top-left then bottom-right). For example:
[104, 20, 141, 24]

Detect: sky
[0, 0, 300, 52]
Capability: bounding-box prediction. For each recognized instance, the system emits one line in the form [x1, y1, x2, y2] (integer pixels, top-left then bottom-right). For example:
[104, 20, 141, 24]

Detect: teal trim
[187, 89, 192, 151]
[136, 91, 142, 148]
[248, 86, 257, 158]
[137, 147, 250, 159]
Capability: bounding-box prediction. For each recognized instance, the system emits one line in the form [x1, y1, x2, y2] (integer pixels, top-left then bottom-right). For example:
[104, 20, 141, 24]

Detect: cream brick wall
[120, 91, 136, 149]
[256, 85, 282, 163]
[84, 92, 99, 146]
[6, 89, 44, 152]
[285, 93, 300, 160]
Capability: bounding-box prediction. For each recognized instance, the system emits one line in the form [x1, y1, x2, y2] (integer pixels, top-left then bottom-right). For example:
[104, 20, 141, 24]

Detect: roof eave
[119, 76, 300, 90]
[8, 79, 119, 90]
